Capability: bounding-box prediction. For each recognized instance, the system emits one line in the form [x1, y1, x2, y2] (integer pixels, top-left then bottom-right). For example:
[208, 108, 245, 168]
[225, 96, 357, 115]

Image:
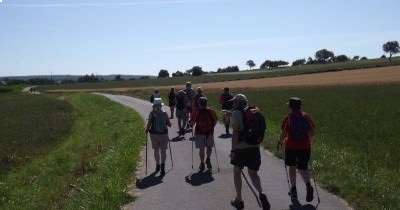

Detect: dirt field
[48, 65, 400, 93]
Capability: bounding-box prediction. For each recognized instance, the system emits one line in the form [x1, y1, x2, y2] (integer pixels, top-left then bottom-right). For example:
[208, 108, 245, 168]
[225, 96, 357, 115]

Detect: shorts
[231, 147, 261, 171]
[195, 134, 214, 149]
[176, 109, 187, 119]
[150, 133, 169, 150]
[285, 149, 310, 170]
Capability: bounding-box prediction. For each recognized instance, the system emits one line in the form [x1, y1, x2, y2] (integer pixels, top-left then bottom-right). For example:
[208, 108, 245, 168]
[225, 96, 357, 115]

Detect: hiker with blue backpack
[145, 98, 172, 176]
[190, 97, 218, 171]
[229, 94, 270, 210]
[279, 97, 315, 202]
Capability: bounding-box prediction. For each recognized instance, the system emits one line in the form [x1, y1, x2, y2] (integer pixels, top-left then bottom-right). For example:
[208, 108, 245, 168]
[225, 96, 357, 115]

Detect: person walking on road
[184, 81, 196, 127]
[145, 98, 172, 176]
[192, 87, 205, 118]
[191, 97, 217, 171]
[219, 87, 234, 135]
[150, 89, 161, 103]
[279, 97, 315, 202]
[175, 90, 187, 137]
[229, 94, 270, 210]
[168, 87, 176, 119]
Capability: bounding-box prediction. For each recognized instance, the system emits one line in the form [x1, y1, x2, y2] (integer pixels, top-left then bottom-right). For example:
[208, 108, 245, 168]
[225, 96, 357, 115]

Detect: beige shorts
[195, 134, 214, 149]
[150, 133, 169, 150]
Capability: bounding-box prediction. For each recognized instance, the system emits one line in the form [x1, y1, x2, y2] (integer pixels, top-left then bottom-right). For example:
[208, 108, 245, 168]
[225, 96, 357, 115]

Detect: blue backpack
[288, 112, 310, 140]
[150, 111, 168, 134]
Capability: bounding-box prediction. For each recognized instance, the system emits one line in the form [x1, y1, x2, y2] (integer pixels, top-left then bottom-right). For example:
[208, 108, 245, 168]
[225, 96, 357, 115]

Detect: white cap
[153, 98, 163, 106]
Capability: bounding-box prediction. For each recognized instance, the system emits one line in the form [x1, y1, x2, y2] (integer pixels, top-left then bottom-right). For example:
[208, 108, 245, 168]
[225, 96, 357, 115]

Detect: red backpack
[239, 107, 267, 145]
[195, 109, 216, 136]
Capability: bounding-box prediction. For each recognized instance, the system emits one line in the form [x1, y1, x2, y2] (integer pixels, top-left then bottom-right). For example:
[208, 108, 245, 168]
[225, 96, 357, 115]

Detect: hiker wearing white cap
[145, 98, 171, 176]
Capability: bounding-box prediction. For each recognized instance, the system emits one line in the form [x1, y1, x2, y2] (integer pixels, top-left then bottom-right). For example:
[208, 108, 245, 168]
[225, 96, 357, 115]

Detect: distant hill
[0, 74, 155, 81]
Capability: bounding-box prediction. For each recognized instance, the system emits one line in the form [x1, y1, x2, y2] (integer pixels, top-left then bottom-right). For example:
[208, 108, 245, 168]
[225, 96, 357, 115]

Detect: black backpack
[288, 112, 310, 140]
[239, 107, 266, 145]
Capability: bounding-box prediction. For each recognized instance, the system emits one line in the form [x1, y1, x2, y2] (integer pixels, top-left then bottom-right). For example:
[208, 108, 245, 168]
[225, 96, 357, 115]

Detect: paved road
[97, 93, 352, 210]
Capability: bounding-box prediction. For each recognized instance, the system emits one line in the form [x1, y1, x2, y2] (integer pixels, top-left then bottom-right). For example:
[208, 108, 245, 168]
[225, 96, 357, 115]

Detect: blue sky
[0, 0, 399, 77]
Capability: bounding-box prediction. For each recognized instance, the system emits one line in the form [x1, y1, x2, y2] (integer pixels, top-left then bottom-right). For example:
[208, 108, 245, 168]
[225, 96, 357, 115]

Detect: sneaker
[306, 185, 314, 202]
[230, 198, 244, 209]
[199, 162, 205, 171]
[205, 158, 212, 169]
[259, 193, 270, 210]
[289, 187, 298, 201]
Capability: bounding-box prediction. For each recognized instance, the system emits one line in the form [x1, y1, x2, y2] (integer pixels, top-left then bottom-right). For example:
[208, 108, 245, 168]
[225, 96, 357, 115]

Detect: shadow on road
[287, 199, 316, 210]
[136, 173, 164, 189]
[185, 170, 215, 186]
[170, 136, 185, 142]
[218, 133, 232, 139]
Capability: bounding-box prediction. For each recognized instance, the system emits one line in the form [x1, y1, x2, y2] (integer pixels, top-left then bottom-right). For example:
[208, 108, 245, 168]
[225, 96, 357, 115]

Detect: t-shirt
[219, 93, 233, 110]
[192, 108, 218, 135]
[231, 109, 259, 149]
[281, 110, 314, 150]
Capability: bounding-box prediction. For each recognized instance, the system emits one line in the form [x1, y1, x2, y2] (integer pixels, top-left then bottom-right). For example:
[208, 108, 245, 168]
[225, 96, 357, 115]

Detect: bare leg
[154, 147, 160, 164]
[248, 168, 263, 193]
[233, 166, 243, 200]
[289, 166, 297, 187]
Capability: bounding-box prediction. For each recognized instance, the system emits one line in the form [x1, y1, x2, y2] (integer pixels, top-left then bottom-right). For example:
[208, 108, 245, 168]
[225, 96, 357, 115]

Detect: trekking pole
[212, 140, 220, 172]
[169, 139, 173, 167]
[282, 145, 292, 198]
[145, 132, 148, 175]
[240, 170, 261, 208]
[191, 129, 194, 169]
[310, 160, 321, 208]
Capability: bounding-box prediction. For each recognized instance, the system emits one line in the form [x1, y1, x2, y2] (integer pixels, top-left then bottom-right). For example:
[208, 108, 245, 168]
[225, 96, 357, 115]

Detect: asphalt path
[97, 93, 352, 210]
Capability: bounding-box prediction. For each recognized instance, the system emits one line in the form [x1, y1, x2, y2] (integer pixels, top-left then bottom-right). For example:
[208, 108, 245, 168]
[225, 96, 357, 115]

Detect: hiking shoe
[230, 198, 244, 209]
[289, 187, 298, 201]
[155, 164, 160, 173]
[259, 192, 270, 210]
[160, 163, 165, 176]
[306, 185, 314, 202]
[206, 158, 212, 169]
[199, 162, 205, 171]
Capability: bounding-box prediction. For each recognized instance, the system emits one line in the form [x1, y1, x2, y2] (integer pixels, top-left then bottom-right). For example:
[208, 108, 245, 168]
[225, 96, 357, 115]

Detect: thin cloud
[4, 0, 220, 8]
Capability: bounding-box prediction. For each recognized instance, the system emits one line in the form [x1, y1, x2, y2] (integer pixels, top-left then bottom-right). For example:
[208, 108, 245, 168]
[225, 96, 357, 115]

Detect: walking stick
[241, 170, 261, 208]
[212, 140, 220, 172]
[169, 139, 173, 167]
[191, 129, 194, 169]
[145, 132, 148, 175]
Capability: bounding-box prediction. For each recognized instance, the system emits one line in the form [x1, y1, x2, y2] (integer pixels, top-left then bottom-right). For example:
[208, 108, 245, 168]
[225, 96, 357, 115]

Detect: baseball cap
[153, 98, 164, 106]
[287, 97, 302, 106]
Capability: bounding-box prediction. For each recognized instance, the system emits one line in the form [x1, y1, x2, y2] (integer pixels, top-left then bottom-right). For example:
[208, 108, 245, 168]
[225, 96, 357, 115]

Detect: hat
[229, 94, 247, 102]
[196, 87, 203, 93]
[223, 87, 229, 91]
[153, 98, 164, 106]
[198, 97, 208, 107]
[287, 97, 302, 106]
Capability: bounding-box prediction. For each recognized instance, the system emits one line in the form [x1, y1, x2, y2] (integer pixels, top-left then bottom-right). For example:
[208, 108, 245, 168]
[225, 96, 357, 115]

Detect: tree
[352, 56, 360, 61]
[292, 58, 306, 66]
[382, 41, 400, 62]
[246, 60, 256, 70]
[360, 56, 368, 60]
[335, 54, 349, 62]
[217, 66, 239, 73]
[172, 71, 184, 77]
[315, 49, 335, 63]
[260, 60, 289, 69]
[158, 69, 169, 78]
[191, 66, 203, 76]
[380, 55, 386, 59]
[114, 74, 123, 81]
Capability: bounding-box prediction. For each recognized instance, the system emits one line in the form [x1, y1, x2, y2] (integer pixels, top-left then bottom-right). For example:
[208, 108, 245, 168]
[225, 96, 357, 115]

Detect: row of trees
[156, 40, 399, 78]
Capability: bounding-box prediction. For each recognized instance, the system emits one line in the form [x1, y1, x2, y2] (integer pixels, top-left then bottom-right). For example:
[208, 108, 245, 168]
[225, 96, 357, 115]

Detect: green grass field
[0, 91, 144, 209]
[123, 84, 400, 210]
[38, 57, 400, 91]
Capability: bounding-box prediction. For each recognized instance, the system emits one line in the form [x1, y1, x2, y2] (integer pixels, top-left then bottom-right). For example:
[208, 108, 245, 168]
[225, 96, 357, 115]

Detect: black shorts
[285, 149, 311, 170]
[231, 147, 261, 171]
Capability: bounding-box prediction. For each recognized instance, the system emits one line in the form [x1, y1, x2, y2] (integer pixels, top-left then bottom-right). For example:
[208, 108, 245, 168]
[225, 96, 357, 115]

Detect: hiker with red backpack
[279, 97, 315, 202]
[229, 94, 270, 210]
[145, 98, 172, 176]
[190, 97, 218, 171]
[219, 87, 234, 135]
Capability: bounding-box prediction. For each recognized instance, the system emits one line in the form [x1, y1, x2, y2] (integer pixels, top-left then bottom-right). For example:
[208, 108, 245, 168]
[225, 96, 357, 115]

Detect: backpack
[196, 109, 215, 136]
[287, 112, 310, 140]
[150, 111, 168, 134]
[222, 93, 233, 110]
[239, 107, 266, 145]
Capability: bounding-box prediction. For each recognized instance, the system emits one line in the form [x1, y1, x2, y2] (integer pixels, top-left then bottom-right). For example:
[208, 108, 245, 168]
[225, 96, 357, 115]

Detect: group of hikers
[145, 81, 315, 210]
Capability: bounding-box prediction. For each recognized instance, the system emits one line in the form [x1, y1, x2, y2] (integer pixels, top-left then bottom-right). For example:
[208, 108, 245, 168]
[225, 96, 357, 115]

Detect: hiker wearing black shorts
[219, 87, 233, 135]
[168, 87, 176, 119]
[229, 94, 270, 210]
[280, 97, 315, 202]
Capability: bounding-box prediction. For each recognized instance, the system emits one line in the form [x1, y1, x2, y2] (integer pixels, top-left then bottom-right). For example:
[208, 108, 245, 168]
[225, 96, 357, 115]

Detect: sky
[0, 0, 399, 77]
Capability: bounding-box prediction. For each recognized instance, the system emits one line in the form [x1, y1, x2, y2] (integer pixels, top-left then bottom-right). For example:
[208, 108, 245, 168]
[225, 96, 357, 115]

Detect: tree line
[157, 40, 399, 78]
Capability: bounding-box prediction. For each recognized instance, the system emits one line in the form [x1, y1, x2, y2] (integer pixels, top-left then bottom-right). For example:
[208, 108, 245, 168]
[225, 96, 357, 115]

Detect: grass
[121, 84, 400, 210]
[0, 92, 145, 209]
[38, 57, 400, 92]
